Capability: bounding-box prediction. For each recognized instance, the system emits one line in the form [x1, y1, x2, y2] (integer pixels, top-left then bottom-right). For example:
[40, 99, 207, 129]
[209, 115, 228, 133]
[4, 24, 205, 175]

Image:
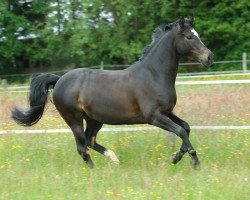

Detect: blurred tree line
[0, 0, 249, 75]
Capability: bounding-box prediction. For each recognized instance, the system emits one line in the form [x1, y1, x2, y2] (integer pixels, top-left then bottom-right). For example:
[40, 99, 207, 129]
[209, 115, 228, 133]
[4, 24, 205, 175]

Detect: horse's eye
[186, 35, 192, 40]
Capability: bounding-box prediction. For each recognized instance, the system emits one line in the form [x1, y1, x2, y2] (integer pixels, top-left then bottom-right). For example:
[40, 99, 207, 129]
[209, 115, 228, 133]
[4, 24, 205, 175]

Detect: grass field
[0, 81, 250, 200]
[0, 130, 249, 200]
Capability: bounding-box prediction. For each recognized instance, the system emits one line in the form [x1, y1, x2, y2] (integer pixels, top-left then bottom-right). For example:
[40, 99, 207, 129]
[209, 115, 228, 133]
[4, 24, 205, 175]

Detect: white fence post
[242, 52, 247, 72]
[100, 61, 104, 70]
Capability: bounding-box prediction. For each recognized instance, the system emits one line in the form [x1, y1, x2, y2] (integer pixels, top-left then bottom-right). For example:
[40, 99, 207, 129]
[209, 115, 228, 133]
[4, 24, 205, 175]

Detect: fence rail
[1, 78, 250, 93]
[0, 53, 249, 78]
[1, 126, 250, 135]
[178, 72, 250, 79]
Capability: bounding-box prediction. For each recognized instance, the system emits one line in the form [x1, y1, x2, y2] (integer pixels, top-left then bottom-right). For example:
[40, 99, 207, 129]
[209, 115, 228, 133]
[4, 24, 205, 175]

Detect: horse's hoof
[87, 160, 95, 169]
[104, 149, 120, 165]
[192, 160, 200, 170]
[188, 149, 196, 156]
[171, 155, 177, 164]
[170, 153, 179, 164]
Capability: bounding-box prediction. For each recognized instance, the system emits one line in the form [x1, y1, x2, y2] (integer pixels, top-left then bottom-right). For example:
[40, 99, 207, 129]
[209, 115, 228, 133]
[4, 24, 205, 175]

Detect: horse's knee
[182, 122, 190, 134]
[176, 127, 188, 139]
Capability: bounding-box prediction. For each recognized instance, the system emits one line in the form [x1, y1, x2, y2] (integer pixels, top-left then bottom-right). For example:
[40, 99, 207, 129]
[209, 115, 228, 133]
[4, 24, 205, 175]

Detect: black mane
[139, 21, 177, 61]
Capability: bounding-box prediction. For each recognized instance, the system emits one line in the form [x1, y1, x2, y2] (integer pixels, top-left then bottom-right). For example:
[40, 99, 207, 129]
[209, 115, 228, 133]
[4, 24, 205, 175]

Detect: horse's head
[175, 17, 214, 67]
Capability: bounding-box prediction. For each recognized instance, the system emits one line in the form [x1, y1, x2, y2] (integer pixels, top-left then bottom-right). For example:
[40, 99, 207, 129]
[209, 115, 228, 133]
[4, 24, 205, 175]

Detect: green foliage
[0, 0, 249, 76]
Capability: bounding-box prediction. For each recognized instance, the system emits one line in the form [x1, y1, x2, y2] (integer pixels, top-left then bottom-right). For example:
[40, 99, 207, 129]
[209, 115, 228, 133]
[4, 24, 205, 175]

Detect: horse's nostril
[207, 52, 214, 63]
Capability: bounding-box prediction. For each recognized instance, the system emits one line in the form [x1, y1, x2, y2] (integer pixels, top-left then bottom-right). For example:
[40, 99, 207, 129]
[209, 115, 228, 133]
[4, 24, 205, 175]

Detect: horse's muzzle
[199, 50, 214, 67]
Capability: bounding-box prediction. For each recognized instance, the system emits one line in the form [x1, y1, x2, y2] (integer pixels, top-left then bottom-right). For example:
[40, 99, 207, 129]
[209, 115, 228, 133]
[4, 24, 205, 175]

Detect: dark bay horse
[12, 17, 213, 169]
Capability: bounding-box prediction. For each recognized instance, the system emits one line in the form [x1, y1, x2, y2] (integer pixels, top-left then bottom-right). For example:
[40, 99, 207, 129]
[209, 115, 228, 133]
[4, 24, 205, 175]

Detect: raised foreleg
[150, 110, 200, 168]
[168, 113, 193, 164]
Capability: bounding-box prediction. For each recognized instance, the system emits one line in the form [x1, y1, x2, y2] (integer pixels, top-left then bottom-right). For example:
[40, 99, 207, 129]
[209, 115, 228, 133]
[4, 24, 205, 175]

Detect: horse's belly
[88, 107, 145, 125]
[77, 71, 146, 124]
[80, 98, 145, 125]
[93, 114, 145, 125]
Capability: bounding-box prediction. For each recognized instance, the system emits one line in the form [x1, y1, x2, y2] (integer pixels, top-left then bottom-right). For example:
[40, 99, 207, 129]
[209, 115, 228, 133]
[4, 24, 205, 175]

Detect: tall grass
[1, 84, 249, 129]
[0, 130, 249, 200]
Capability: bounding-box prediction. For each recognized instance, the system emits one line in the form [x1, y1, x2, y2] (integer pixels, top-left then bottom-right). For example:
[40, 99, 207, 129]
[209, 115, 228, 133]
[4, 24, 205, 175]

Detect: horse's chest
[156, 91, 177, 112]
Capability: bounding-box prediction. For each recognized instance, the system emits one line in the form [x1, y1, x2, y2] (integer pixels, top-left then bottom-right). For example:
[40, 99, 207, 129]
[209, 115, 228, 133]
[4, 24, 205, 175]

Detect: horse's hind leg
[58, 111, 94, 168]
[85, 118, 119, 165]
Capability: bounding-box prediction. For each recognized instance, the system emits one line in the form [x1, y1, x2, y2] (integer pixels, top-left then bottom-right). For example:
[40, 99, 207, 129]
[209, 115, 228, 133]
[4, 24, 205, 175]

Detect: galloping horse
[12, 17, 213, 169]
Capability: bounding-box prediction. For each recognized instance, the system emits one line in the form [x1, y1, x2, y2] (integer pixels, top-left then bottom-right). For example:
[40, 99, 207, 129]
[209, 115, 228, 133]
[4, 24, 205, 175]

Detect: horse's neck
[142, 32, 179, 85]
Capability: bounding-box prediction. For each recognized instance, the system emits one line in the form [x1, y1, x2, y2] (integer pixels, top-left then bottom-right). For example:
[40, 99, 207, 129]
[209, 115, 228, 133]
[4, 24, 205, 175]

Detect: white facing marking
[191, 28, 199, 37]
[104, 149, 120, 165]
[191, 28, 204, 45]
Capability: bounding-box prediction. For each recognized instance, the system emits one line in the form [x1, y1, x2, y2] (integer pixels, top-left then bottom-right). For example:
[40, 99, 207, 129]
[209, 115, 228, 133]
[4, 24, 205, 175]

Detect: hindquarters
[51, 69, 121, 167]
[52, 69, 87, 114]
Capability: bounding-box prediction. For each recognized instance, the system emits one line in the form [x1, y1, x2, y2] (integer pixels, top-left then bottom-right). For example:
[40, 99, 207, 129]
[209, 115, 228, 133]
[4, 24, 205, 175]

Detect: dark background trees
[0, 0, 249, 76]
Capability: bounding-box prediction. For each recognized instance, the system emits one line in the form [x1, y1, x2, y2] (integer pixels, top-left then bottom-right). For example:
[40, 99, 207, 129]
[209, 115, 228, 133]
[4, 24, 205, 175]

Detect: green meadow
[0, 129, 249, 200]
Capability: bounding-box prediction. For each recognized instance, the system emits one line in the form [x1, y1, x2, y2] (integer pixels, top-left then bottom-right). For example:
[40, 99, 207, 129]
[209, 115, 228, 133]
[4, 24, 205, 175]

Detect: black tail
[11, 73, 60, 126]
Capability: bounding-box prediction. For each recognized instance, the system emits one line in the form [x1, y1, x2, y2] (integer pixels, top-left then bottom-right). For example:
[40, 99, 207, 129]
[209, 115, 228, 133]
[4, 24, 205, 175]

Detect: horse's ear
[190, 16, 195, 27]
[179, 16, 185, 29]
[164, 24, 171, 31]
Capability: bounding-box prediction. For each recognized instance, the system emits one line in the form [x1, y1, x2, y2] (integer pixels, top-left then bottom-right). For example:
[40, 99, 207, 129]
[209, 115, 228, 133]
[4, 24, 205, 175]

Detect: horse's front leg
[150, 110, 200, 169]
[168, 113, 191, 164]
